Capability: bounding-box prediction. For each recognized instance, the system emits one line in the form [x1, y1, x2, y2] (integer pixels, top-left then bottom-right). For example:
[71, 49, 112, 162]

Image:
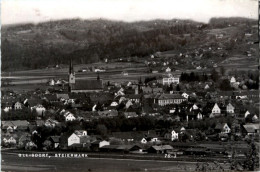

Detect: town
[1, 16, 259, 171]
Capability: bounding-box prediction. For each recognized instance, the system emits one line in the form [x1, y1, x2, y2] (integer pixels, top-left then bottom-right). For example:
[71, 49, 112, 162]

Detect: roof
[27, 98, 43, 107]
[56, 94, 69, 100]
[150, 145, 173, 151]
[157, 94, 185, 100]
[73, 80, 103, 90]
[2, 120, 29, 129]
[50, 136, 60, 143]
[243, 124, 260, 133]
[215, 123, 228, 130]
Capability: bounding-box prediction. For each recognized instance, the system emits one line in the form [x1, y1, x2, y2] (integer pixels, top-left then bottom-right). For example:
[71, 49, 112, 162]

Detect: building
[215, 123, 231, 134]
[14, 102, 23, 110]
[68, 60, 103, 93]
[211, 103, 221, 114]
[230, 76, 236, 84]
[156, 94, 186, 106]
[68, 130, 88, 146]
[226, 103, 235, 114]
[162, 76, 180, 85]
[64, 112, 76, 121]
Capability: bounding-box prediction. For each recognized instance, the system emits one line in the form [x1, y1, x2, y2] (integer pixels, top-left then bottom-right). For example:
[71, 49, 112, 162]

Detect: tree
[176, 84, 181, 91]
[219, 79, 232, 91]
[220, 66, 225, 76]
[210, 69, 219, 82]
[96, 124, 108, 136]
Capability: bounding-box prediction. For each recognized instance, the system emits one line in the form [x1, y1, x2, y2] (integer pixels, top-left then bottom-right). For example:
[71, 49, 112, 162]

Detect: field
[2, 150, 231, 172]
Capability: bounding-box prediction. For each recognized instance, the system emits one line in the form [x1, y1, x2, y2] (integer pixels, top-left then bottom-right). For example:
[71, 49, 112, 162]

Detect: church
[68, 60, 103, 93]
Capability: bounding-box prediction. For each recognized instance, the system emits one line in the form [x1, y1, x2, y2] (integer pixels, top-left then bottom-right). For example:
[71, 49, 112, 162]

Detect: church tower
[68, 59, 75, 92]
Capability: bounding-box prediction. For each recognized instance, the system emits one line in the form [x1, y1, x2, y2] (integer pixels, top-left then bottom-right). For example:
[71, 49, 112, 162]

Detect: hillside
[1, 17, 258, 71]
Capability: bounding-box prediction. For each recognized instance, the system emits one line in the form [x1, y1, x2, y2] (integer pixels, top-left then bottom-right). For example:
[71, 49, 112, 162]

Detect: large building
[68, 60, 103, 93]
[162, 76, 180, 85]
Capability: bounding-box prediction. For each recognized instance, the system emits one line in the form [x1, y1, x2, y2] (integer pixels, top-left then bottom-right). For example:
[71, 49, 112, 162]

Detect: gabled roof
[243, 124, 259, 133]
[215, 123, 228, 130]
[50, 136, 60, 143]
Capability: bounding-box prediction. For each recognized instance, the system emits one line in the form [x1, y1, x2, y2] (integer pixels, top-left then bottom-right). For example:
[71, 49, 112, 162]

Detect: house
[230, 76, 236, 84]
[242, 124, 259, 136]
[156, 94, 186, 106]
[68, 130, 88, 146]
[215, 123, 231, 134]
[165, 67, 171, 73]
[91, 140, 110, 151]
[182, 92, 189, 99]
[2, 120, 29, 132]
[204, 84, 210, 90]
[110, 101, 118, 107]
[100, 145, 142, 153]
[64, 111, 76, 121]
[56, 94, 69, 101]
[49, 136, 60, 149]
[210, 103, 221, 117]
[147, 145, 173, 154]
[2, 136, 17, 146]
[245, 110, 250, 118]
[162, 76, 180, 85]
[171, 130, 179, 141]
[14, 102, 23, 110]
[45, 118, 60, 128]
[31, 104, 46, 116]
[197, 112, 203, 120]
[226, 103, 235, 114]
[125, 94, 142, 103]
[124, 112, 138, 118]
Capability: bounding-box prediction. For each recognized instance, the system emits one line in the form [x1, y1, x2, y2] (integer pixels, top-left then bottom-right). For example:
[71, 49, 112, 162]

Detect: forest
[1, 17, 257, 71]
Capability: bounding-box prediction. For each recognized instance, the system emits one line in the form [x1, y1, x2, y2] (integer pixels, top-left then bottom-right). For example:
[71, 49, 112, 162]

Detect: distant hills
[1, 17, 257, 71]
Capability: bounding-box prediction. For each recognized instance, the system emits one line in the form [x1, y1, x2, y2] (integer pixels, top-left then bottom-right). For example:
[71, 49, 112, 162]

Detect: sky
[1, 0, 258, 25]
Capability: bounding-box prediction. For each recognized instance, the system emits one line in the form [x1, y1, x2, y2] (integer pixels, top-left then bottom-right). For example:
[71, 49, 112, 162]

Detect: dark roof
[73, 80, 103, 90]
[158, 94, 185, 100]
[50, 136, 60, 143]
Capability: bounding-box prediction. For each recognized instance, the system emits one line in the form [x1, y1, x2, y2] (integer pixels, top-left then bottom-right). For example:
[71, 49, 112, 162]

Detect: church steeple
[68, 59, 75, 92]
[69, 59, 74, 74]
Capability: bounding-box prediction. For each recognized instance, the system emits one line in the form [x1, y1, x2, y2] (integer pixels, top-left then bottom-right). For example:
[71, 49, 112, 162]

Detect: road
[1, 151, 230, 172]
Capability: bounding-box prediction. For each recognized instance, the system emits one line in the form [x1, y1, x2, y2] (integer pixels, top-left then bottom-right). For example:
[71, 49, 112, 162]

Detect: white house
[197, 112, 203, 120]
[68, 133, 80, 146]
[14, 102, 22, 110]
[110, 102, 118, 107]
[99, 140, 110, 148]
[165, 67, 171, 72]
[211, 103, 221, 114]
[64, 112, 76, 121]
[230, 76, 236, 84]
[141, 138, 147, 144]
[245, 111, 250, 118]
[226, 103, 235, 114]
[171, 130, 178, 141]
[190, 104, 199, 111]
[182, 92, 189, 99]
[204, 84, 210, 90]
[49, 79, 55, 86]
[68, 130, 88, 146]
[31, 105, 46, 116]
[3, 106, 12, 112]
